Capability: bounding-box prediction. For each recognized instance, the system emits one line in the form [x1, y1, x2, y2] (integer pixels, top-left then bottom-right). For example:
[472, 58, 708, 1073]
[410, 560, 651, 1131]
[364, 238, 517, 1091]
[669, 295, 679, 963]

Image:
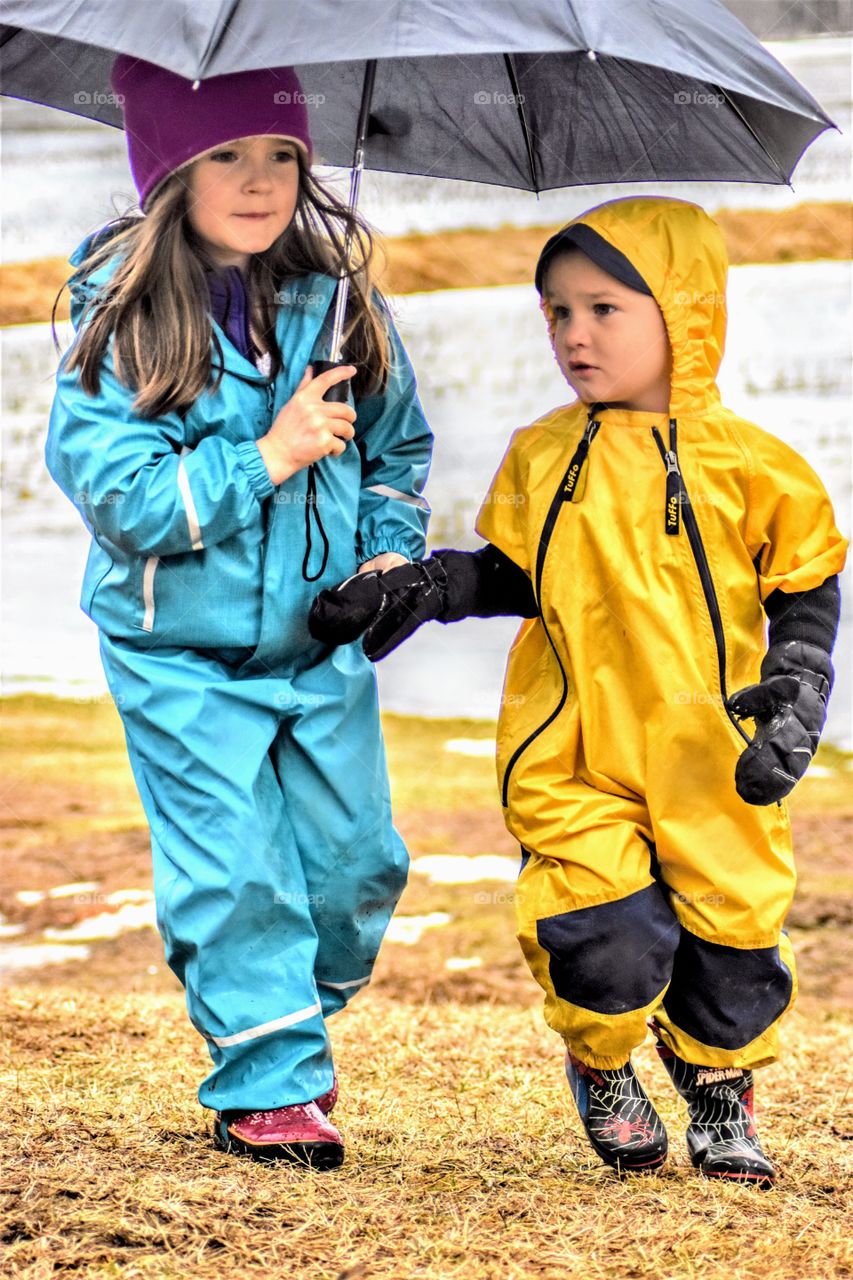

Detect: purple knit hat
[110, 55, 312, 211]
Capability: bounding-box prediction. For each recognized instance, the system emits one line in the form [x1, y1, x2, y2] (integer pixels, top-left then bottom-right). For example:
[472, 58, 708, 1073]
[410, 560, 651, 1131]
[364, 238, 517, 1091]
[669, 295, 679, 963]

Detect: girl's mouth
[569, 363, 598, 376]
[234, 213, 272, 220]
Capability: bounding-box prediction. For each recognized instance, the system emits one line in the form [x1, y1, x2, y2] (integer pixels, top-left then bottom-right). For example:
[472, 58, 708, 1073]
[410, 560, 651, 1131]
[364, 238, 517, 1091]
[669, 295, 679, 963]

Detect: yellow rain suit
[476, 197, 847, 1071]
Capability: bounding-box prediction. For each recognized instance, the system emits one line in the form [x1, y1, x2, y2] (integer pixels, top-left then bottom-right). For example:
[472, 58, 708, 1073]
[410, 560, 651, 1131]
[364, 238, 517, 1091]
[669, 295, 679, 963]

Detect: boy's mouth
[568, 361, 598, 376]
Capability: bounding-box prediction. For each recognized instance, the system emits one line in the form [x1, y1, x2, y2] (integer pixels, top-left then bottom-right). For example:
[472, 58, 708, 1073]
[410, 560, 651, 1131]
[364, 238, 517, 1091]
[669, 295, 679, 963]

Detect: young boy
[308, 197, 847, 1186]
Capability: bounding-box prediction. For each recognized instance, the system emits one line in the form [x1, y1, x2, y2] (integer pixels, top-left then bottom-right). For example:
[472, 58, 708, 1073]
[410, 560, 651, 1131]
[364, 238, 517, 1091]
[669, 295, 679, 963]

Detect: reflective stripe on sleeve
[207, 999, 322, 1048]
[178, 446, 204, 550]
[142, 556, 159, 631]
[365, 482, 429, 510]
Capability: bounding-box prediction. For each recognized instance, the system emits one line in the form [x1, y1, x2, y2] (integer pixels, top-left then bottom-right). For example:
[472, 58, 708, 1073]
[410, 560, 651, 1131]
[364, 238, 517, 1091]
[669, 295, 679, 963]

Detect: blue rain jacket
[46, 227, 433, 672]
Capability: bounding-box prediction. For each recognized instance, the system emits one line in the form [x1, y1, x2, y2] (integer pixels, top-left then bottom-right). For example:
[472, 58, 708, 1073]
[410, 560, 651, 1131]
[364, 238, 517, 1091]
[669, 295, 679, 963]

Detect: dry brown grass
[1, 696, 852, 1277]
[2, 203, 851, 325]
[2, 988, 852, 1280]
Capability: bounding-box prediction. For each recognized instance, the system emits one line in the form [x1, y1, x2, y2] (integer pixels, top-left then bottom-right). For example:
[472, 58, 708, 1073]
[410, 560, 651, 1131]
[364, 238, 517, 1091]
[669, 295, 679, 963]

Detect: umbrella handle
[312, 359, 352, 403]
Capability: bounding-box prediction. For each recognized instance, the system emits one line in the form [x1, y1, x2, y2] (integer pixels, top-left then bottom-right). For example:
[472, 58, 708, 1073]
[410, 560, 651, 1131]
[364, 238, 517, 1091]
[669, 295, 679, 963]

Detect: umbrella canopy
[0, 0, 836, 190]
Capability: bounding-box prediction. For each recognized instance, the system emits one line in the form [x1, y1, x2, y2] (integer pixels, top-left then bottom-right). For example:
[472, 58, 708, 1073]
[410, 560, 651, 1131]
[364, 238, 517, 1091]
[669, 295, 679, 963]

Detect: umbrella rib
[503, 53, 539, 194]
[714, 84, 791, 186]
[196, 0, 242, 79]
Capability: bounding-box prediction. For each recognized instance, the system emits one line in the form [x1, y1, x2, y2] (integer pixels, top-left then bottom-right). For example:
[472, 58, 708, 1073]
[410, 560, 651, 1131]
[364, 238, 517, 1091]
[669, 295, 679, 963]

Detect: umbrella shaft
[329, 60, 377, 362]
[328, 164, 363, 361]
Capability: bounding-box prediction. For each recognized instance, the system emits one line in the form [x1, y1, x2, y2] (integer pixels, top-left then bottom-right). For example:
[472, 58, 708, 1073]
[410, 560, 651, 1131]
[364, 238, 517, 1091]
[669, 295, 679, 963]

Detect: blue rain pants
[99, 632, 408, 1113]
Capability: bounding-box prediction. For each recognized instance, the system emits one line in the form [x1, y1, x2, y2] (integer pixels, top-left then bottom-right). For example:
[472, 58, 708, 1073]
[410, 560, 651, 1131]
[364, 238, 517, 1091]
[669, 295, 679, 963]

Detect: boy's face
[543, 250, 672, 413]
[185, 135, 301, 270]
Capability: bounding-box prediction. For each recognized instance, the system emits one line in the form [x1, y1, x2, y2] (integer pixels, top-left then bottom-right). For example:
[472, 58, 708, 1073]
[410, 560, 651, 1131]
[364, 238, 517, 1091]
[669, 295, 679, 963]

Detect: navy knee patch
[536, 883, 680, 1014]
[663, 930, 793, 1050]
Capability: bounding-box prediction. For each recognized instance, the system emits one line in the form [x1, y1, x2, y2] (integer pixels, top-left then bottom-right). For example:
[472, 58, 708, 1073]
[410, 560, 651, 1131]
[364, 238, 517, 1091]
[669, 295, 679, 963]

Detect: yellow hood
[544, 196, 728, 419]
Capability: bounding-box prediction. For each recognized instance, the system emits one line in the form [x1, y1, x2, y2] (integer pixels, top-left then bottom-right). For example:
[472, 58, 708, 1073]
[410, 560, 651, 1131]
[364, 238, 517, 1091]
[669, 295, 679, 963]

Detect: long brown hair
[52, 151, 391, 418]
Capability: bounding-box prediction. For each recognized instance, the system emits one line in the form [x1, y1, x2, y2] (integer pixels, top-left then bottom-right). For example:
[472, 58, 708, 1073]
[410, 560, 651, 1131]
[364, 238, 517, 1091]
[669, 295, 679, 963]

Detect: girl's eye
[553, 305, 570, 321]
[208, 149, 295, 163]
[594, 303, 616, 316]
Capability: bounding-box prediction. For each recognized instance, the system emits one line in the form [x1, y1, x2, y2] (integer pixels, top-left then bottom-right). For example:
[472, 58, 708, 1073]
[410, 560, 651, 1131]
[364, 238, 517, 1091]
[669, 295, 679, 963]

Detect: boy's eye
[593, 303, 617, 316]
[552, 305, 571, 321]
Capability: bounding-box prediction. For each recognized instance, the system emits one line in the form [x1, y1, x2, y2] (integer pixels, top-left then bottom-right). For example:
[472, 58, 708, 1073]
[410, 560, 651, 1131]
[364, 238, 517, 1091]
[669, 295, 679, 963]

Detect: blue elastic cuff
[236, 440, 276, 501]
[357, 541, 417, 564]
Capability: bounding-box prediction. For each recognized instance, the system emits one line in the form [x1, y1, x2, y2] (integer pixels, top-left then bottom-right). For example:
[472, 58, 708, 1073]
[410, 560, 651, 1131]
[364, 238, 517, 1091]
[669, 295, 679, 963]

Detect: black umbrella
[1, 0, 836, 359]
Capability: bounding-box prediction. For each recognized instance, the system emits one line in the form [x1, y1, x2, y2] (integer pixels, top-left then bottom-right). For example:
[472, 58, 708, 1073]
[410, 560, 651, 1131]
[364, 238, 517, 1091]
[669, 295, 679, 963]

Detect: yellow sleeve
[474, 428, 532, 576]
[745, 430, 848, 600]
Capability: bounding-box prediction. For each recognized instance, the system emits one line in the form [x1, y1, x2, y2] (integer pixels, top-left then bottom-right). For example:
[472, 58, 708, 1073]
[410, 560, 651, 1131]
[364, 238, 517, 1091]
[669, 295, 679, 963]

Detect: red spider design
[599, 1115, 657, 1145]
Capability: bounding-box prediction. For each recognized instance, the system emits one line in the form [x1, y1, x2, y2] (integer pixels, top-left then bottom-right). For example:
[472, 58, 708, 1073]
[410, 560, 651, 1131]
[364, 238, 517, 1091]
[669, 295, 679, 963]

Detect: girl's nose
[241, 158, 274, 189]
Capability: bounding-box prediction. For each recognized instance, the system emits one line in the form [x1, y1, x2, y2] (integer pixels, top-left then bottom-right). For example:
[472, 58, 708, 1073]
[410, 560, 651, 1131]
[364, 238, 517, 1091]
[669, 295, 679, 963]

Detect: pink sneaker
[213, 1098, 344, 1168]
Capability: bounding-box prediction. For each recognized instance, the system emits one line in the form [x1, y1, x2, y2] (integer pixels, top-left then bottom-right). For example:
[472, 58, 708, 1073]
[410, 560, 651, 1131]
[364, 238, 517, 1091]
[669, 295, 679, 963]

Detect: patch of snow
[444, 738, 495, 757]
[384, 913, 452, 945]
[445, 956, 483, 971]
[48, 881, 101, 899]
[104, 889, 154, 905]
[411, 854, 518, 884]
[42, 901, 156, 942]
[0, 942, 91, 972]
[15, 890, 46, 906]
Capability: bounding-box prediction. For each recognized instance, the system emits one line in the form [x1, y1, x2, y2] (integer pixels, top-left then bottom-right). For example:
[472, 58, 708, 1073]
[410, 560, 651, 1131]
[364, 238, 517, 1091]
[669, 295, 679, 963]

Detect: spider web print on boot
[652, 1025, 774, 1188]
[564, 1051, 668, 1173]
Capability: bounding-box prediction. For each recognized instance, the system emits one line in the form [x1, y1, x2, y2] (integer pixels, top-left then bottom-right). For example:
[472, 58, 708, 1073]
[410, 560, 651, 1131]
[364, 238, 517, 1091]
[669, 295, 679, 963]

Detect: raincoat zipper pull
[652, 419, 682, 535]
[562, 407, 602, 504]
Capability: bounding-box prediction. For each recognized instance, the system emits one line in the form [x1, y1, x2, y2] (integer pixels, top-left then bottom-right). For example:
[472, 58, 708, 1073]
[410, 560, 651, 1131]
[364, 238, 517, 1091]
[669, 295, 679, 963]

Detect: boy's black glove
[308, 559, 448, 661]
[726, 641, 834, 805]
[308, 545, 537, 661]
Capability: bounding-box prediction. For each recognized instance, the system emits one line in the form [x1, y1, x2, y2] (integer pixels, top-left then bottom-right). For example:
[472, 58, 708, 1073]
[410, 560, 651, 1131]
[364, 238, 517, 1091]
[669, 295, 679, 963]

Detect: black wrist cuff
[431, 545, 538, 622]
[765, 576, 840, 653]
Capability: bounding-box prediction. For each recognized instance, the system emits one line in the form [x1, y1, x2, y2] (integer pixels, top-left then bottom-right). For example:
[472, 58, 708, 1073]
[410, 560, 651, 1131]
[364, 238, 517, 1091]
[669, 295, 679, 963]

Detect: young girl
[309, 196, 847, 1187]
[46, 55, 432, 1169]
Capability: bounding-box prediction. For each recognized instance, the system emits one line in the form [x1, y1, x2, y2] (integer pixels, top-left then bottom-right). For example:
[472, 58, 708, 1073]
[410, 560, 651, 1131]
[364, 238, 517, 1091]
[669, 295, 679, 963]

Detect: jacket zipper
[500, 406, 603, 807]
[651, 422, 750, 745]
[259, 378, 276, 571]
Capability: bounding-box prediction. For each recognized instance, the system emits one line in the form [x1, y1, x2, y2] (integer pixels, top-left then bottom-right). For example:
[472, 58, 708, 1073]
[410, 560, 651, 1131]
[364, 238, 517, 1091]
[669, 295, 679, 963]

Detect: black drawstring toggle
[301, 463, 331, 582]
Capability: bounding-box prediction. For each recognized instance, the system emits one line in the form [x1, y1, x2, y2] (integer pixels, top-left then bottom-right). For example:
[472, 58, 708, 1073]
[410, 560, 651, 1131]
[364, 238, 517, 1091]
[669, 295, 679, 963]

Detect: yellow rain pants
[476, 197, 847, 1070]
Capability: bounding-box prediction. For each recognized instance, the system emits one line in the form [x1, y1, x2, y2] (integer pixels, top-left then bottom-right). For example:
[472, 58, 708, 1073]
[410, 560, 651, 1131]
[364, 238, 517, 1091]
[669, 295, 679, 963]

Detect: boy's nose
[563, 322, 590, 351]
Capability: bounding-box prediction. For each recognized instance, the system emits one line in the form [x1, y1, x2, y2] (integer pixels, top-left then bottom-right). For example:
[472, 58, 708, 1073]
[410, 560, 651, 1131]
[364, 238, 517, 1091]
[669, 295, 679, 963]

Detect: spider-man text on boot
[652, 1025, 774, 1188]
[565, 1050, 668, 1173]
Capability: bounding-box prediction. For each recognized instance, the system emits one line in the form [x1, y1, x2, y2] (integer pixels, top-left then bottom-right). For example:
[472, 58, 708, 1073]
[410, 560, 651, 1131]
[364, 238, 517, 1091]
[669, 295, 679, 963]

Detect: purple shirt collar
[206, 264, 258, 364]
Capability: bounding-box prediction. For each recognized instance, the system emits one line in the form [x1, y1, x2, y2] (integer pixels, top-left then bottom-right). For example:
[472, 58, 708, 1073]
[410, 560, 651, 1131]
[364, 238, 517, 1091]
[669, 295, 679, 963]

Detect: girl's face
[185, 135, 301, 269]
[544, 250, 672, 413]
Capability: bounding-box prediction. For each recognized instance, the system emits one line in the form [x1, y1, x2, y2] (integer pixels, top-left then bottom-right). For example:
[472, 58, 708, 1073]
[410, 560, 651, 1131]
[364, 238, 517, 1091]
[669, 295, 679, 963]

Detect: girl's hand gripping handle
[256, 363, 357, 486]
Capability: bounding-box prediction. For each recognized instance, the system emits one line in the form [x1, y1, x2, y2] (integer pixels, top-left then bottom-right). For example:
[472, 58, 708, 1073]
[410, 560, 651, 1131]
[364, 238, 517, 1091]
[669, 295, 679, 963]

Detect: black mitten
[308, 559, 449, 660]
[726, 641, 834, 805]
[308, 544, 537, 661]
